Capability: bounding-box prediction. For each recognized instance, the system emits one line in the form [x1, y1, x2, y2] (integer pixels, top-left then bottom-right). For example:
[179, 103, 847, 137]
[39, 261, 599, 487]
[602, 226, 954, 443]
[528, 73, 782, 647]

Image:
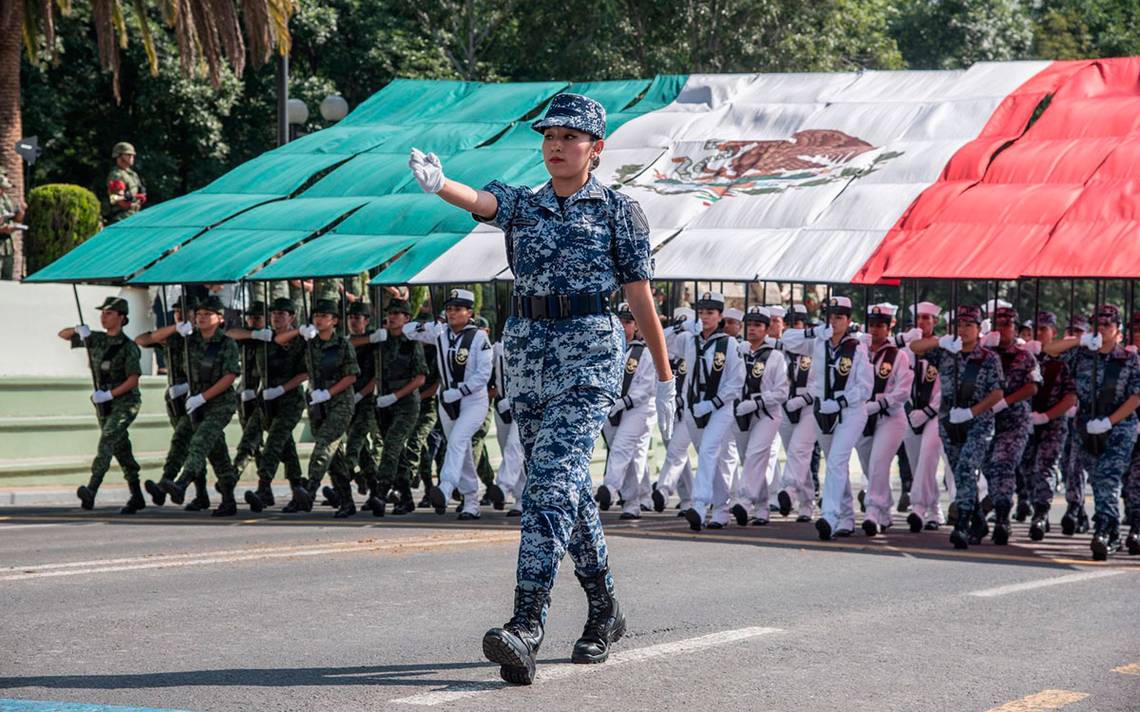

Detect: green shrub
[25, 184, 101, 273]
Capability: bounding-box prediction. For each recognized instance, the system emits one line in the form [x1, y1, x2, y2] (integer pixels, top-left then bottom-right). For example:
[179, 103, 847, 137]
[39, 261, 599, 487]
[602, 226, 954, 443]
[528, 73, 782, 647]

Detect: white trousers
[685, 407, 738, 521]
[602, 406, 654, 511]
[733, 413, 784, 519]
[777, 412, 820, 516]
[657, 418, 694, 506]
[903, 416, 944, 524]
[494, 410, 526, 501]
[817, 407, 868, 531]
[438, 394, 488, 514]
[855, 411, 908, 527]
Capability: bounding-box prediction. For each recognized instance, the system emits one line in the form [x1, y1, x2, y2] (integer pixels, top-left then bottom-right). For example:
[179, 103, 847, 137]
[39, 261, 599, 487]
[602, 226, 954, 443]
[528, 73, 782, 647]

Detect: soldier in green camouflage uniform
[106, 142, 146, 224]
[402, 336, 441, 508]
[340, 301, 382, 513]
[0, 172, 26, 281]
[277, 299, 360, 517]
[228, 301, 269, 478]
[158, 295, 241, 517]
[136, 295, 211, 510]
[240, 297, 309, 513]
[58, 297, 143, 514]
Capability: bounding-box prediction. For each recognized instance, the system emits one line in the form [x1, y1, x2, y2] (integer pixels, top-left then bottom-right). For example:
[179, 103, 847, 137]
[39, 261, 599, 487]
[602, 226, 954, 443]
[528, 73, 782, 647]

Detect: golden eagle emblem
[678, 360, 688, 376]
[751, 360, 766, 379]
[712, 352, 726, 371]
[454, 348, 469, 365]
[837, 356, 853, 377]
[625, 357, 639, 374]
[878, 361, 893, 379]
[799, 356, 812, 371]
[925, 364, 938, 382]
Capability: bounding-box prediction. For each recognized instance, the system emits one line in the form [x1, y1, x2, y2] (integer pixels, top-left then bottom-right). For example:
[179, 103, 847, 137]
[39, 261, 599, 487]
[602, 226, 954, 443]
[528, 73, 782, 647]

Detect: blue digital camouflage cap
[531, 93, 607, 139]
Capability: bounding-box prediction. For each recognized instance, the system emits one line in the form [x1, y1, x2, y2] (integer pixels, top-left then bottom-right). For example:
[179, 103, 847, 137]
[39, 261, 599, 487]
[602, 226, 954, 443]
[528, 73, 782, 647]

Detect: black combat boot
[651, 483, 667, 513]
[211, 480, 238, 517]
[1090, 516, 1120, 561]
[949, 508, 971, 549]
[281, 481, 305, 513]
[333, 476, 356, 519]
[968, 508, 989, 545]
[428, 485, 447, 515]
[321, 485, 341, 509]
[482, 586, 550, 685]
[184, 476, 211, 511]
[76, 476, 101, 510]
[120, 480, 146, 514]
[595, 485, 613, 511]
[1076, 506, 1090, 533]
[777, 490, 793, 517]
[391, 484, 415, 516]
[144, 479, 167, 506]
[896, 491, 911, 513]
[1125, 512, 1140, 555]
[1060, 501, 1080, 536]
[365, 480, 388, 517]
[354, 475, 369, 496]
[244, 477, 275, 512]
[1014, 498, 1031, 522]
[1029, 503, 1050, 541]
[487, 483, 506, 510]
[292, 483, 315, 512]
[992, 502, 1012, 546]
[571, 569, 626, 664]
[159, 476, 191, 506]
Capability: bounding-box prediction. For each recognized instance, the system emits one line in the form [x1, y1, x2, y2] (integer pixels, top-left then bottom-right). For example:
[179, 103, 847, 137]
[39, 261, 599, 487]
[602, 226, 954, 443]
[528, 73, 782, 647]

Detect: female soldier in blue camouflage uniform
[407, 93, 677, 684]
[1043, 304, 1140, 559]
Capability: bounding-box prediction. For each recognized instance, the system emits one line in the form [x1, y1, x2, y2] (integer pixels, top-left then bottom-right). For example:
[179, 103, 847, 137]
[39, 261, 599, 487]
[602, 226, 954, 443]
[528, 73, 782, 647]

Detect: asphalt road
[0, 502, 1137, 712]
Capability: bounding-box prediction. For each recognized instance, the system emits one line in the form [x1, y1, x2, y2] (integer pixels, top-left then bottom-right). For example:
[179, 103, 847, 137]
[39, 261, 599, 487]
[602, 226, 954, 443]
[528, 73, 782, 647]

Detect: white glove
[672, 307, 694, 328]
[855, 332, 871, 347]
[691, 400, 715, 418]
[299, 324, 318, 341]
[784, 395, 808, 412]
[1030, 412, 1049, 426]
[895, 328, 923, 347]
[991, 398, 1008, 414]
[185, 394, 206, 413]
[981, 331, 1001, 347]
[353, 391, 364, 406]
[608, 401, 625, 417]
[938, 335, 962, 353]
[262, 385, 285, 401]
[865, 400, 883, 417]
[369, 328, 388, 344]
[907, 409, 931, 429]
[949, 407, 973, 424]
[980, 319, 991, 334]
[817, 324, 833, 340]
[250, 328, 274, 342]
[817, 399, 840, 415]
[175, 321, 194, 337]
[90, 389, 113, 404]
[240, 388, 258, 402]
[309, 388, 331, 405]
[442, 388, 462, 404]
[496, 398, 512, 414]
[376, 393, 398, 408]
[735, 399, 758, 416]
[1080, 332, 1103, 351]
[167, 383, 189, 399]
[408, 148, 445, 194]
[75, 324, 92, 340]
[403, 321, 426, 338]
[1086, 417, 1112, 435]
[655, 378, 676, 442]
[1065, 405, 1078, 418]
[1023, 340, 1042, 355]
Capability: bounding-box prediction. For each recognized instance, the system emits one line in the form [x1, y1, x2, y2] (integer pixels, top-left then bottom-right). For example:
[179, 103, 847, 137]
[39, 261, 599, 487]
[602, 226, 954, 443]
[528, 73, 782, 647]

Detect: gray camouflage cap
[531, 93, 606, 139]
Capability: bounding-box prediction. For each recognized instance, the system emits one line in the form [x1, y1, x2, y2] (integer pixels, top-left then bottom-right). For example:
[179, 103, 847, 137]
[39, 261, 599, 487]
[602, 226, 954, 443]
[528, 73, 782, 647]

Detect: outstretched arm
[409, 149, 498, 219]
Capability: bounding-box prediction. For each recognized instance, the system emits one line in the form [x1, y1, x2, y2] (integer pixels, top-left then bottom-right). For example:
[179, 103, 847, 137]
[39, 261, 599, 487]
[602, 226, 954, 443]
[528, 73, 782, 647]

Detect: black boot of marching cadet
[482, 587, 550, 685]
[571, 569, 626, 664]
[120, 480, 146, 514]
[76, 476, 101, 510]
[211, 479, 237, 517]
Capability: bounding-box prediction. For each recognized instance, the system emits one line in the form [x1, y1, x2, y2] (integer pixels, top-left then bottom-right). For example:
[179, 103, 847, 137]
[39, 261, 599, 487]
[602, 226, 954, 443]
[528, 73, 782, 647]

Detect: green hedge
[24, 184, 101, 274]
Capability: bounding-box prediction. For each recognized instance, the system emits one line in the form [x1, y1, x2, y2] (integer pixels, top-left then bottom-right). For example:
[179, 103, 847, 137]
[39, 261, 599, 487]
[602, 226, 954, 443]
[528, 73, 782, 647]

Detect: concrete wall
[0, 281, 155, 377]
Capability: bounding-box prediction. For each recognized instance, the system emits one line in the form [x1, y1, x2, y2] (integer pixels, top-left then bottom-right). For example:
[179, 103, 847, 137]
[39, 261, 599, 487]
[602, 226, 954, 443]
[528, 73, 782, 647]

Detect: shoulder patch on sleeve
[629, 200, 650, 234]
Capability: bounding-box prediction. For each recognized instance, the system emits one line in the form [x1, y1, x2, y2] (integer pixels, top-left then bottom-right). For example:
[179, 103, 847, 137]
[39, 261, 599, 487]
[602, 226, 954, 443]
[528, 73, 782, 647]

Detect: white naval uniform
[405, 321, 492, 515]
[782, 329, 873, 532]
[682, 329, 745, 525]
[491, 342, 526, 502]
[602, 336, 657, 516]
[732, 340, 789, 520]
[901, 345, 946, 525]
[854, 340, 914, 528]
[656, 327, 695, 508]
[772, 337, 820, 517]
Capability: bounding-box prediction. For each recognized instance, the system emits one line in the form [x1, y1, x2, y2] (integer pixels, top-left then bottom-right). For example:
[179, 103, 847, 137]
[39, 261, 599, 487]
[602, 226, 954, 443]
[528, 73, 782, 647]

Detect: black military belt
[511, 292, 610, 320]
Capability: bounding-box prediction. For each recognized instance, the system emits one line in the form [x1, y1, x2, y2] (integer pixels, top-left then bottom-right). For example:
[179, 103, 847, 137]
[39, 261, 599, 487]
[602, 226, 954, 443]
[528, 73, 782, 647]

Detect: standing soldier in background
[1, 171, 27, 280]
[106, 142, 146, 224]
[57, 297, 144, 513]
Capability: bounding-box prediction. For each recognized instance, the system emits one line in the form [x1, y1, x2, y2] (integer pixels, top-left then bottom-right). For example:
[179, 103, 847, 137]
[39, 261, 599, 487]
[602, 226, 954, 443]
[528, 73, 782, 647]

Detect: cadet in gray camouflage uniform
[407, 93, 676, 684]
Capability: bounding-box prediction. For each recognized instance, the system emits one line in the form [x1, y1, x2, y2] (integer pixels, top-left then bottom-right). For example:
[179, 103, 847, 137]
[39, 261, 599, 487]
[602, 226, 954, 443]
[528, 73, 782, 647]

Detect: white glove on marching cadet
[1023, 340, 1042, 355]
[176, 321, 194, 337]
[309, 389, 331, 405]
[894, 328, 923, 347]
[409, 148, 445, 194]
[299, 324, 318, 341]
[369, 328, 388, 344]
[91, 390, 113, 404]
[262, 386, 285, 401]
[907, 409, 931, 429]
[1080, 332, 1103, 351]
[442, 388, 462, 404]
[655, 378, 676, 441]
[817, 399, 841, 415]
[991, 398, 1008, 414]
[1030, 412, 1049, 426]
[784, 395, 809, 412]
[1086, 417, 1112, 435]
[735, 399, 759, 416]
[375, 393, 398, 408]
[949, 407, 973, 424]
[241, 389, 258, 402]
[185, 394, 206, 413]
[75, 324, 92, 340]
[250, 328, 274, 342]
[496, 398, 512, 414]
[167, 383, 189, 399]
[981, 331, 1002, 348]
[691, 400, 715, 418]
[938, 335, 962, 353]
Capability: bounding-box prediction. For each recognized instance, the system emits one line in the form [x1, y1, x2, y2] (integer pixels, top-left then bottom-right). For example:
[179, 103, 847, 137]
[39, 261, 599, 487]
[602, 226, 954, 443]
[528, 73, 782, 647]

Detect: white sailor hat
[827, 296, 853, 315]
[724, 307, 744, 322]
[695, 291, 725, 311]
[672, 306, 695, 322]
[909, 301, 941, 317]
[867, 303, 897, 324]
[788, 304, 809, 315]
[616, 302, 634, 319]
[443, 288, 475, 308]
[983, 298, 1012, 316]
[766, 306, 786, 319]
[744, 306, 771, 325]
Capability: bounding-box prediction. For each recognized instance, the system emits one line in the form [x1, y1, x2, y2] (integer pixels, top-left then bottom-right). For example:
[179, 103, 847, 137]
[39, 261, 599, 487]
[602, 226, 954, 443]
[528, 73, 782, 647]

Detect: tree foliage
[24, 183, 102, 274]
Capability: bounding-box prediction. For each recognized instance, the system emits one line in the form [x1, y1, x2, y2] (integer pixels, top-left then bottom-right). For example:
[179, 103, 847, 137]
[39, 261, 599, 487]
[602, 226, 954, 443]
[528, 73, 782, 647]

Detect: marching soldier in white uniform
[654, 307, 696, 514]
[902, 302, 947, 531]
[491, 336, 526, 516]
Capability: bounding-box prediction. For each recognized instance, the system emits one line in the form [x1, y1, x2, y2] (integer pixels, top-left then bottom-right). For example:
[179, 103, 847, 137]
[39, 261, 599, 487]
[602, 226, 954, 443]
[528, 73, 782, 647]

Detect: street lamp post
[276, 52, 289, 146]
[286, 98, 309, 141]
[320, 95, 349, 122]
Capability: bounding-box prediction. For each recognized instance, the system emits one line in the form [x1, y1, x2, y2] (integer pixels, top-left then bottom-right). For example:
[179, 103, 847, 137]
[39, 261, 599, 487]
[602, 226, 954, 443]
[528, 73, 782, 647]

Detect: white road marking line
[0, 533, 517, 582]
[391, 626, 782, 706]
[985, 689, 1089, 711]
[968, 569, 1126, 597]
[0, 523, 76, 531]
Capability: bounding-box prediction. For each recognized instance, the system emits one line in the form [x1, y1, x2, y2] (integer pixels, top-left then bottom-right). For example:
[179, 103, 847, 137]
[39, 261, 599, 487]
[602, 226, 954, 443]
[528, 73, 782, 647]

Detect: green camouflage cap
[347, 301, 372, 317]
[95, 296, 129, 315]
[112, 142, 136, 158]
[269, 297, 295, 314]
[312, 298, 339, 316]
[386, 299, 412, 315]
[244, 300, 268, 317]
[197, 295, 226, 314]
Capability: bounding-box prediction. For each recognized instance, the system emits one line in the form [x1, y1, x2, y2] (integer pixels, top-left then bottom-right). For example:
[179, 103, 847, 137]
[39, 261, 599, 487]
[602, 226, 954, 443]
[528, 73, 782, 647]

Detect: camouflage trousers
[91, 399, 141, 486]
[1018, 418, 1068, 508]
[376, 396, 420, 492]
[161, 414, 195, 482]
[259, 393, 305, 485]
[940, 417, 994, 517]
[1078, 421, 1138, 526]
[344, 396, 380, 482]
[307, 394, 353, 488]
[473, 408, 496, 487]
[1062, 426, 1086, 505]
[178, 397, 237, 487]
[1127, 436, 1140, 513]
[0, 236, 13, 281]
[514, 386, 611, 592]
[233, 402, 264, 476]
[982, 410, 1032, 510]
[401, 395, 438, 489]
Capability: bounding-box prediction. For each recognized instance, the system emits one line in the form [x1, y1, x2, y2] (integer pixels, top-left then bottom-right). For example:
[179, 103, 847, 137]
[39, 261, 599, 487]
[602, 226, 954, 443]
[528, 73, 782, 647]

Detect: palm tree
[0, 0, 295, 267]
